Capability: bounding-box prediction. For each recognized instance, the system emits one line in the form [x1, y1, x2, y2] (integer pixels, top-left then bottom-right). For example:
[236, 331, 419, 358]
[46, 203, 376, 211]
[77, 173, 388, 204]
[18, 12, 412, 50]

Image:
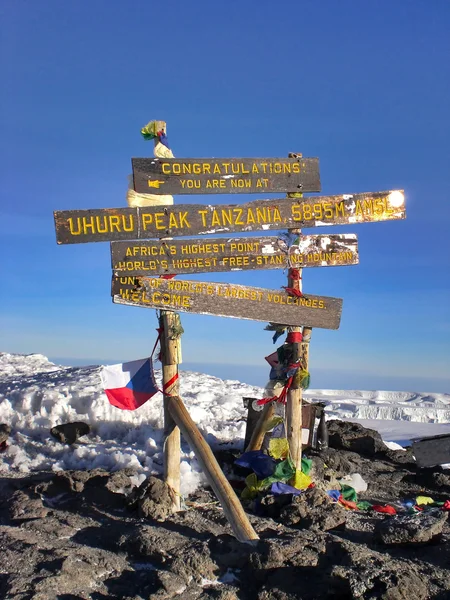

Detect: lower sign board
[131, 157, 321, 195]
[54, 190, 405, 245]
[111, 276, 343, 329]
[111, 234, 359, 276]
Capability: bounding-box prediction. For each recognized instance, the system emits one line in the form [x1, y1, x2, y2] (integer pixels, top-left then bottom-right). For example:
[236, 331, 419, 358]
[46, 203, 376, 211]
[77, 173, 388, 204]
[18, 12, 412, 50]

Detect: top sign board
[132, 157, 321, 195]
[54, 190, 406, 245]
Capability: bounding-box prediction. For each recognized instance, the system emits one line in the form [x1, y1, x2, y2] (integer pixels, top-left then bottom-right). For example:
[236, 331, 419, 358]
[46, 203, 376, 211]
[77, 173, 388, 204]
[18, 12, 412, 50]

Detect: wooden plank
[110, 234, 359, 276]
[132, 157, 321, 195]
[54, 190, 406, 245]
[412, 434, 450, 468]
[111, 276, 343, 330]
[166, 395, 259, 543]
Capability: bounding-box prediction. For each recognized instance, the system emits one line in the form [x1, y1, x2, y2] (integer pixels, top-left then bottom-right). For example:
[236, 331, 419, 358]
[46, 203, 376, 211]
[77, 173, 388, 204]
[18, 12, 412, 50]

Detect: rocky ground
[0, 421, 449, 600]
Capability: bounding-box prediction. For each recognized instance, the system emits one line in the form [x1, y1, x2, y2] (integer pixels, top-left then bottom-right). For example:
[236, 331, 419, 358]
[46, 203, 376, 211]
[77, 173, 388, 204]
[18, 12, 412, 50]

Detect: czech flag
[100, 358, 158, 410]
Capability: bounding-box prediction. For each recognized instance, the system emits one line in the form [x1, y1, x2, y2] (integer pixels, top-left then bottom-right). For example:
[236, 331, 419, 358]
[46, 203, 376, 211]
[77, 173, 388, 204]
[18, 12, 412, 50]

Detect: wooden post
[167, 395, 259, 544]
[285, 270, 303, 472]
[285, 152, 306, 473]
[245, 402, 275, 452]
[150, 121, 181, 511]
[160, 310, 182, 511]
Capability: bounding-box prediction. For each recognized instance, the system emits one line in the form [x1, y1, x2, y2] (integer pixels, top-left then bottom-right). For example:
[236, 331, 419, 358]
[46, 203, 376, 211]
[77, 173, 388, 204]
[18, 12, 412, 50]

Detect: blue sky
[1, 0, 449, 392]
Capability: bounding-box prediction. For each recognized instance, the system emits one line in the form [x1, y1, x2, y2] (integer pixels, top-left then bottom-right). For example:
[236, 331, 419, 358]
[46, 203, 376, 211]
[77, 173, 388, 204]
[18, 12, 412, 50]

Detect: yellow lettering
[141, 213, 153, 230]
[95, 216, 108, 233]
[256, 207, 267, 223]
[246, 208, 256, 224]
[198, 210, 208, 226]
[108, 216, 120, 232]
[272, 207, 282, 222]
[68, 218, 82, 235]
[291, 205, 302, 222]
[169, 213, 179, 228]
[122, 215, 134, 232]
[335, 202, 345, 218]
[162, 163, 170, 174]
[234, 208, 244, 225]
[153, 213, 164, 230]
[211, 210, 221, 226]
[323, 203, 333, 219]
[179, 212, 190, 228]
[221, 209, 233, 225]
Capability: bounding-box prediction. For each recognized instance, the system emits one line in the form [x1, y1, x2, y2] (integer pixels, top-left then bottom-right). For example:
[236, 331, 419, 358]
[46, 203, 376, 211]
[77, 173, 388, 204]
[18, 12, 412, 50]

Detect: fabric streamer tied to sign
[126, 121, 174, 207]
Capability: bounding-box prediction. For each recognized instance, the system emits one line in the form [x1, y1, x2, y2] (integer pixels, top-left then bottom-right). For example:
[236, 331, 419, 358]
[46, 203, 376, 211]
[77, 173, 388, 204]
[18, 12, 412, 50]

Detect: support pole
[285, 152, 305, 473]
[167, 395, 259, 543]
[285, 267, 303, 472]
[245, 402, 275, 452]
[160, 310, 182, 511]
[140, 120, 180, 511]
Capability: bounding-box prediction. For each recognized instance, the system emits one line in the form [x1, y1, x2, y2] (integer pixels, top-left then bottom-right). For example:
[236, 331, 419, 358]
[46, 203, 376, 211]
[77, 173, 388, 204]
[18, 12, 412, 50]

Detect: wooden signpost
[111, 234, 359, 276]
[111, 275, 343, 330]
[53, 119, 407, 545]
[54, 190, 405, 244]
[132, 157, 321, 194]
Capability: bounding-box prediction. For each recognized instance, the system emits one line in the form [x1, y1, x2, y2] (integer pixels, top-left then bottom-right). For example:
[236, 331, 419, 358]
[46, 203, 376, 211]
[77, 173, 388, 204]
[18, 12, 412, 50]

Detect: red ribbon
[163, 373, 179, 393]
[257, 376, 293, 406]
[283, 287, 303, 298]
[287, 332, 303, 343]
[289, 268, 302, 281]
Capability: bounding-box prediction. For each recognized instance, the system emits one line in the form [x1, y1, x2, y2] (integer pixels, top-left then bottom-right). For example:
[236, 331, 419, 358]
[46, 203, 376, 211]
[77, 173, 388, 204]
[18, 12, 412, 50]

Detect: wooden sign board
[111, 234, 359, 276]
[111, 275, 343, 330]
[132, 157, 321, 195]
[54, 190, 405, 245]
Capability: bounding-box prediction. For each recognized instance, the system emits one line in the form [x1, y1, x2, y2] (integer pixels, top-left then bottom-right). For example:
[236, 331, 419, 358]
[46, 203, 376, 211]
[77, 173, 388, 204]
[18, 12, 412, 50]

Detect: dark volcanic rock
[7, 489, 49, 520]
[331, 538, 429, 600]
[280, 487, 347, 531]
[328, 419, 387, 456]
[50, 421, 90, 444]
[1, 447, 450, 600]
[0, 423, 11, 444]
[383, 445, 417, 465]
[375, 511, 448, 545]
[128, 476, 175, 521]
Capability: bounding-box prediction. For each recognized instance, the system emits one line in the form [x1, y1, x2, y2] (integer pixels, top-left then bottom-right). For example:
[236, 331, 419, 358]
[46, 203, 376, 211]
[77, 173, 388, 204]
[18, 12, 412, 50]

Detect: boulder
[328, 419, 387, 456]
[50, 421, 90, 444]
[0, 423, 11, 445]
[280, 487, 347, 531]
[375, 511, 448, 545]
[128, 476, 175, 521]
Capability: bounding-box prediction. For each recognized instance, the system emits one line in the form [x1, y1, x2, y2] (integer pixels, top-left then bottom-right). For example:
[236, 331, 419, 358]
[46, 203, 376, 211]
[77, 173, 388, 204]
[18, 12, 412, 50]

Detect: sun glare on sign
[388, 190, 405, 207]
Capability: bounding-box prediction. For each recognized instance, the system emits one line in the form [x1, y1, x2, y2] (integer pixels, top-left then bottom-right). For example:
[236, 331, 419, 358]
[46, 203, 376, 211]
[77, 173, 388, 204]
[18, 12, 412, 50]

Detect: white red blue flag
[100, 358, 158, 410]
